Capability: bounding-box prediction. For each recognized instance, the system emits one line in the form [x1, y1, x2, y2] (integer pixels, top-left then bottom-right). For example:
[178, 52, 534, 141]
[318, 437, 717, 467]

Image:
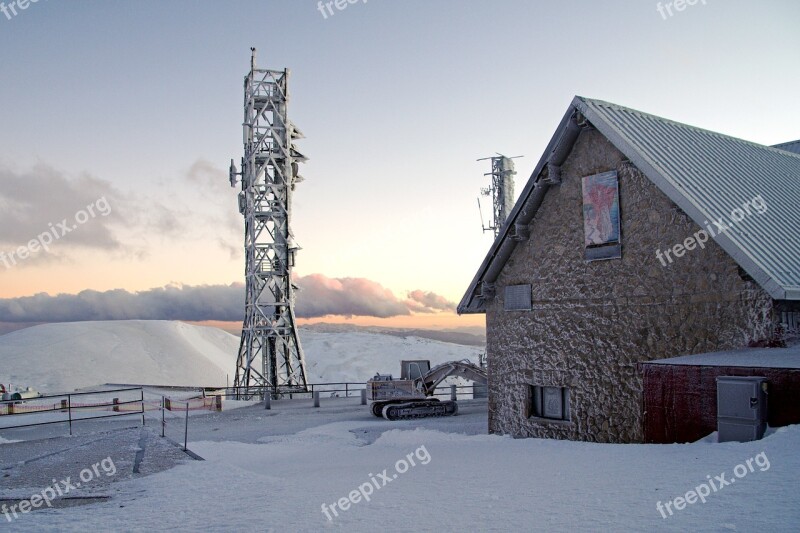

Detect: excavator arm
[416, 360, 487, 396]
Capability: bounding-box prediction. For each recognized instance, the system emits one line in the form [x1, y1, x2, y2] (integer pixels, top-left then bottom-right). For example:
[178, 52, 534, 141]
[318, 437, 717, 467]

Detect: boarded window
[530, 385, 570, 421]
[781, 311, 800, 335]
[504, 284, 532, 311]
[582, 171, 622, 261]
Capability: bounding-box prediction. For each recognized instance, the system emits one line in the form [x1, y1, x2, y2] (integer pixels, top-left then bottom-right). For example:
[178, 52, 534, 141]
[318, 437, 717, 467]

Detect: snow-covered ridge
[0, 320, 482, 394]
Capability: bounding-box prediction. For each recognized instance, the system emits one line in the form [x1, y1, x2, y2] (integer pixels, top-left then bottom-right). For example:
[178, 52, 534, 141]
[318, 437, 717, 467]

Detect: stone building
[458, 97, 800, 443]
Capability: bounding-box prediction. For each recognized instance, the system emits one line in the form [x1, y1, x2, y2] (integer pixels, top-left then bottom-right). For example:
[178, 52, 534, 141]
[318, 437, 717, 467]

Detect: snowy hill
[0, 321, 239, 393]
[300, 329, 484, 383]
[0, 321, 483, 393]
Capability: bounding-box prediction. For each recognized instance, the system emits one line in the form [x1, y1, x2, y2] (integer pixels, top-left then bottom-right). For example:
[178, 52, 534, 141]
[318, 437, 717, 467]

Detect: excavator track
[381, 399, 458, 421]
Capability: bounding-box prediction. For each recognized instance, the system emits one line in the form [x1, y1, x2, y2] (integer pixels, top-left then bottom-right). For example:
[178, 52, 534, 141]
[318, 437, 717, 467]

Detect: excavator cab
[400, 360, 431, 381]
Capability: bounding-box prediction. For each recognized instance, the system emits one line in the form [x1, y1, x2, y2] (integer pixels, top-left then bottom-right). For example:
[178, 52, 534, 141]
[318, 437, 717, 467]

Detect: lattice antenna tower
[229, 48, 308, 397]
[477, 154, 522, 237]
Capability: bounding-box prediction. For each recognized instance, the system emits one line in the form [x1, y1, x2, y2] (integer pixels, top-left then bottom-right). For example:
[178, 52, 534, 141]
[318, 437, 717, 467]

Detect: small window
[530, 385, 570, 421]
[504, 284, 532, 311]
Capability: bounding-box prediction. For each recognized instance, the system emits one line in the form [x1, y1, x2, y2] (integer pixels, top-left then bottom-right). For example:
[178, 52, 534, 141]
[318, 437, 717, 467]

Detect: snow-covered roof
[642, 345, 800, 369]
[459, 97, 800, 314]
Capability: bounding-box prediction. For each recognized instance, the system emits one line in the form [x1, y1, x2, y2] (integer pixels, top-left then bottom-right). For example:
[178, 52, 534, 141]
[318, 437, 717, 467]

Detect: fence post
[264, 393, 271, 410]
[67, 394, 73, 436]
[113, 398, 119, 412]
[60, 399, 68, 412]
[360, 388, 367, 406]
[313, 391, 320, 408]
[161, 396, 166, 438]
[184, 402, 189, 451]
[216, 395, 223, 412]
[141, 389, 145, 427]
[8, 402, 13, 415]
[450, 385, 457, 401]
[345, 383, 349, 398]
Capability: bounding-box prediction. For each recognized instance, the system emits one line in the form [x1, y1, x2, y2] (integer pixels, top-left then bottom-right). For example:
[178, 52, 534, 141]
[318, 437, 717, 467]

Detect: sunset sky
[1, 0, 799, 334]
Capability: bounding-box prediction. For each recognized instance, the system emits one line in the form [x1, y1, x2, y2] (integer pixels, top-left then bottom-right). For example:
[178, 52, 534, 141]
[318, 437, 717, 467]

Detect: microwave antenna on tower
[228, 48, 309, 398]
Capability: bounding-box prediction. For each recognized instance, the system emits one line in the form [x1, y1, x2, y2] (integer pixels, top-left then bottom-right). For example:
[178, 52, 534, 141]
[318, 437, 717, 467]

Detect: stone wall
[485, 128, 776, 443]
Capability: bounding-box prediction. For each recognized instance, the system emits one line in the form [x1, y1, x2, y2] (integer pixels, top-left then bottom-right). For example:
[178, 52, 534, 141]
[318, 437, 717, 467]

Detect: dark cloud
[0, 165, 125, 250]
[0, 284, 244, 323]
[0, 275, 455, 323]
[0, 164, 189, 265]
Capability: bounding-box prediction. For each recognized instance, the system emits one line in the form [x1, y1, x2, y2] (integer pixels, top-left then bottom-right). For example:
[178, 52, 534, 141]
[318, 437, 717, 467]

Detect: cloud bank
[0, 275, 456, 324]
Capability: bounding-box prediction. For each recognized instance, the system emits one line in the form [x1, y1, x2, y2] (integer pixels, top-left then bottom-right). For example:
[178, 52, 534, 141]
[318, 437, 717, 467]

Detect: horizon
[1, 0, 798, 333]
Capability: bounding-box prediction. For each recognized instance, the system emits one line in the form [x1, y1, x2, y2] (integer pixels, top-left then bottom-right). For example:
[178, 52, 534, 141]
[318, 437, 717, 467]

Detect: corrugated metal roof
[458, 97, 800, 313]
[577, 98, 800, 300]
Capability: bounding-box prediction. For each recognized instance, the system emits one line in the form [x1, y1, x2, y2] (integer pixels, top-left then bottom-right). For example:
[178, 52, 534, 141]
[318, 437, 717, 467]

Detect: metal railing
[223, 382, 487, 400]
[223, 382, 366, 400]
[0, 387, 145, 435]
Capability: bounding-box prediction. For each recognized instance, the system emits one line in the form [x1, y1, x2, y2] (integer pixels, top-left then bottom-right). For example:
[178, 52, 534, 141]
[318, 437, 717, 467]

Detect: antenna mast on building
[229, 48, 308, 397]
[477, 154, 522, 237]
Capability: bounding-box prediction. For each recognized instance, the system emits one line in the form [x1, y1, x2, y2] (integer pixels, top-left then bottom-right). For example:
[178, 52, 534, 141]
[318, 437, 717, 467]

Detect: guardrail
[223, 382, 487, 401]
[223, 382, 366, 400]
[0, 387, 145, 435]
[0, 382, 487, 438]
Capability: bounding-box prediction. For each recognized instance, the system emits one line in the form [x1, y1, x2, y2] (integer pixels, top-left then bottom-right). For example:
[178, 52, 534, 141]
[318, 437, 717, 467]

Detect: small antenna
[476, 154, 523, 237]
[250, 47, 257, 71]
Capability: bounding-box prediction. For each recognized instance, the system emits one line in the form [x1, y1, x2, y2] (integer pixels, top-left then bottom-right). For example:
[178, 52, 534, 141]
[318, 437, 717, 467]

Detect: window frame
[529, 385, 571, 422]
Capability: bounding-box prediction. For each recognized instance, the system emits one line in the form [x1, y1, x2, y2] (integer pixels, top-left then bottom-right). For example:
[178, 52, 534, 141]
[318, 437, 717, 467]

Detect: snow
[0, 321, 238, 393]
[0, 321, 483, 394]
[3, 398, 798, 532]
[8, 321, 793, 530]
[646, 345, 800, 368]
[300, 329, 484, 383]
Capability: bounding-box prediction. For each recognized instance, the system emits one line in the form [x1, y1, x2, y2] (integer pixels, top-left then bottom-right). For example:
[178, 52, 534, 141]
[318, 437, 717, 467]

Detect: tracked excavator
[367, 359, 487, 421]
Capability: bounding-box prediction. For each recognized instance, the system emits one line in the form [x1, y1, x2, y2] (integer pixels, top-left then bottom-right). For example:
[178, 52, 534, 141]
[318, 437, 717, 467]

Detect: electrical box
[716, 376, 768, 442]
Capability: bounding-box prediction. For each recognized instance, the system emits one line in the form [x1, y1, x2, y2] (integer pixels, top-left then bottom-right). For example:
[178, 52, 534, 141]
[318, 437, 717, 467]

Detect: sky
[0, 0, 799, 334]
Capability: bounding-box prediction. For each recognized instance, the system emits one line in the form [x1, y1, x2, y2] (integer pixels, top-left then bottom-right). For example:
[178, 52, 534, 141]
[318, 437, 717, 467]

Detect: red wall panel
[641, 364, 800, 443]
